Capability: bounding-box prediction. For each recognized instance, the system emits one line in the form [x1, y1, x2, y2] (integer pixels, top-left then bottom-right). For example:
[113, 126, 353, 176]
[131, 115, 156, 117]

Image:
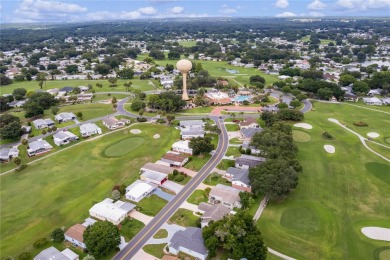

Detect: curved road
[114, 117, 229, 260]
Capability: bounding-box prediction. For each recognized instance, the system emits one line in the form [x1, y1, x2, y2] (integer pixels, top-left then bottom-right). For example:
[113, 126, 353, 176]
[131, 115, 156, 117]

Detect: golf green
[280, 206, 321, 232]
[292, 130, 311, 142]
[365, 162, 390, 185]
[104, 137, 145, 157]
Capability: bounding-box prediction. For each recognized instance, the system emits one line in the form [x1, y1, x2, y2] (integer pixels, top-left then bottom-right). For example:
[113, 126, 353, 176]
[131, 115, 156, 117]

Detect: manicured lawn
[177, 106, 214, 114]
[225, 123, 240, 132]
[0, 124, 180, 258]
[292, 130, 311, 143]
[153, 229, 168, 239]
[224, 117, 244, 122]
[207, 133, 219, 148]
[229, 137, 243, 144]
[172, 174, 192, 185]
[203, 173, 231, 186]
[178, 40, 198, 47]
[256, 103, 390, 259]
[103, 137, 145, 157]
[143, 243, 167, 259]
[120, 218, 145, 242]
[169, 208, 199, 227]
[366, 142, 390, 159]
[187, 190, 208, 205]
[185, 153, 212, 171]
[93, 93, 130, 101]
[217, 159, 235, 170]
[0, 78, 157, 94]
[138, 195, 168, 216]
[225, 146, 242, 157]
[58, 103, 114, 121]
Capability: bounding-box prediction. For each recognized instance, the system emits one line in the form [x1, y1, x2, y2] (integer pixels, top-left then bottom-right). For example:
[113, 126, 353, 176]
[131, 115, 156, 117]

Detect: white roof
[61, 249, 78, 260]
[126, 180, 156, 199]
[89, 198, 135, 223]
[363, 97, 382, 102]
[80, 123, 101, 133]
[172, 140, 191, 150]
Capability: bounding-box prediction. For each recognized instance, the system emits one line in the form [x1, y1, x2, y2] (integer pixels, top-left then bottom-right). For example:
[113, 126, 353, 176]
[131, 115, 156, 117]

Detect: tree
[96, 83, 103, 89]
[83, 255, 95, 260]
[0, 114, 22, 139]
[165, 64, 174, 72]
[289, 99, 301, 108]
[277, 102, 288, 109]
[65, 65, 78, 74]
[339, 74, 356, 86]
[0, 74, 12, 85]
[352, 81, 370, 95]
[76, 112, 83, 119]
[12, 88, 27, 100]
[249, 159, 299, 198]
[118, 68, 134, 79]
[166, 114, 175, 124]
[249, 75, 265, 84]
[168, 51, 180, 59]
[83, 221, 121, 256]
[112, 190, 121, 200]
[138, 108, 145, 116]
[124, 82, 133, 91]
[189, 137, 214, 155]
[13, 157, 22, 166]
[317, 87, 334, 100]
[108, 78, 117, 87]
[94, 64, 111, 75]
[51, 228, 64, 242]
[131, 100, 146, 111]
[239, 192, 254, 209]
[277, 109, 304, 121]
[111, 96, 117, 105]
[357, 51, 366, 62]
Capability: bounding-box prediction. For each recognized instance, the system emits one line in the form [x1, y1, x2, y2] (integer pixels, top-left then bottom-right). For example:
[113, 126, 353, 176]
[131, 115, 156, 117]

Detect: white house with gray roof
[235, 154, 266, 169]
[34, 246, 78, 260]
[0, 147, 19, 162]
[53, 131, 79, 146]
[89, 198, 135, 225]
[55, 112, 76, 123]
[79, 123, 102, 137]
[33, 118, 55, 130]
[226, 167, 251, 192]
[28, 140, 53, 156]
[198, 202, 231, 228]
[180, 120, 205, 140]
[125, 180, 157, 202]
[209, 184, 242, 209]
[168, 227, 208, 260]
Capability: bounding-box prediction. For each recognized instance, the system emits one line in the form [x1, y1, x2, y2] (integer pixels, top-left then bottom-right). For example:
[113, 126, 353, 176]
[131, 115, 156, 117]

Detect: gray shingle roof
[240, 128, 262, 138]
[227, 167, 250, 185]
[170, 227, 207, 255]
[34, 246, 69, 260]
[235, 155, 266, 167]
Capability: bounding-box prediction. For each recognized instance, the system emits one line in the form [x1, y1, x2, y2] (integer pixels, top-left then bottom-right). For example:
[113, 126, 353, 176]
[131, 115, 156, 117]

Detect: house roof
[89, 198, 135, 223]
[180, 120, 203, 127]
[235, 155, 266, 167]
[169, 227, 207, 256]
[172, 140, 192, 151]
[239, 117, 258, 127]
[240, 128, 262, 138]
[61, 249, 78, 260]
[0, 148, 18, 159]
[55, 112, 76, 120]
[34, 246, 69, 260]
[141, 162, 173, 175]
[181, 129, 204, 136]
[126, 180, 157, 199]
[227, 167, 250, 185]
[141, 170, 167, 182]
[60, 86, 73, 92]
[209, 185, 240, 205]
[28, 140, 52, 152]
[53, 131, 77, 140]
[102, 117, 119, 126]
[198, 202, 230, 223]
[65, 224, 86, 244]
[162, 152, 188, 163]
[80, 123, 101, 133]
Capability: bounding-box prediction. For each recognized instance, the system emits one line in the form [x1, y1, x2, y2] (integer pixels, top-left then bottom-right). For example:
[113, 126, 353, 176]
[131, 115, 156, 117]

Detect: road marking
[118, 119, 227, 259]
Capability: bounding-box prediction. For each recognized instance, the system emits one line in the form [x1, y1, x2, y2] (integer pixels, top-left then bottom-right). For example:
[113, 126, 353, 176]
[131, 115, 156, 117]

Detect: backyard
[257, 103, 390, 259]
[0, 124, 180, 258]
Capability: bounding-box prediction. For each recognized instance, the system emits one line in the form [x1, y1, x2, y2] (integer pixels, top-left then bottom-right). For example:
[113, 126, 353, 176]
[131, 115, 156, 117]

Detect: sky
[0, 0, 389, 24]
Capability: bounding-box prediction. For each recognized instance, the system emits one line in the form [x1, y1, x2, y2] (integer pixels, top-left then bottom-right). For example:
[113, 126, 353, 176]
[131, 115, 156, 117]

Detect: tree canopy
[189, 136, 214, 155]
[83, 221, 120, 257]
[0, 114, 23, 140]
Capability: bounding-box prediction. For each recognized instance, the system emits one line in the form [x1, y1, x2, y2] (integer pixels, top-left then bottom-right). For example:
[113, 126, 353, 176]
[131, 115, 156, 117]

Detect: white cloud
[275, 0, 289, 8]
[219, 4, 237, 14]
[137, 6, 158, 15]
[85, 11, 141, 21]
[307, 11, 325, 17]
[275, 11, 297, 17]
[308, 0, 326, 10]
[168, 6, 184, 14]
[337, 0, 390, 10]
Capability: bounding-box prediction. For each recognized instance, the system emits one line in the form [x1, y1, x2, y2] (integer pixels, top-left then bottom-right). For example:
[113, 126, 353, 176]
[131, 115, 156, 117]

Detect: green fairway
[292, 130, 311, 142]
[257, 103, 390, 259]
[0, 78, 157, 94]
[103, 137, 145, 157]
[58, 103, 114, 121]
[0, 124, 180, 258]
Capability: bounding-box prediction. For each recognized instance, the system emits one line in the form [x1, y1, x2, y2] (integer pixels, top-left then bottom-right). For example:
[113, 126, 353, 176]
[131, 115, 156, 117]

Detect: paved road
[113, 117, 229, 260]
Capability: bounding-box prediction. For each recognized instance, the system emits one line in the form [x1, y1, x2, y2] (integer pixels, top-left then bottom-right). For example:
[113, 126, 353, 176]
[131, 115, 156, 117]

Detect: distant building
[89, 198, 135, 225]
[0, 147, 19, 162]
[102, 117, 129, 130]
[362, 97, 382, 106]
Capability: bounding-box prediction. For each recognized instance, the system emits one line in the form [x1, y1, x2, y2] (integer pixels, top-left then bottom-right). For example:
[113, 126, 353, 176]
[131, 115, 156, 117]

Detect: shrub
[18, 252, 31, 260]
[137, 117, 147, 122]
[29, 133, 34, 138]
[174, 175, 185, 182]
[22, 139, 28, 145]
[205, 187, 211, 196]
[157, 119, 166, 124]
[27, 121, 31, 126]
[41, 129, 47, 135]
[112, 190, 121, 200]
[112, 184, 120, 191]
[119, 184, 126, 195]
[47, 128, 53, 133]
[51, 126, 57, 131]
[168, 174, 174, 180]
[33, 238, 48, 248]
[51, 228, 64, 242]
[246, 148, 252, 155]
[173, 169, 179, 176]
[353, 121, 368, 127]
[322, 131, 334, 140]
[15, 164, 27, 172]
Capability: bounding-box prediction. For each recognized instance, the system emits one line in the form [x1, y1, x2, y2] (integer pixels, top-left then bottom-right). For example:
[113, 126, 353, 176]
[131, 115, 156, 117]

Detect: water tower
[176, 59, 192, 100]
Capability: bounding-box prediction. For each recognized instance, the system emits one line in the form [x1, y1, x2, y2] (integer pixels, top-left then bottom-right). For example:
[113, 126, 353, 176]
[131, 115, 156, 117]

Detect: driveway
[155, 188, 175, 202]
[161, 181, 184, 194]
[175, 166, 197, 177]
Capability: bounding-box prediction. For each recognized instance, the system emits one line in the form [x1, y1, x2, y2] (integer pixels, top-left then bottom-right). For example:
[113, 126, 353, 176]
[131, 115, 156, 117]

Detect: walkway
[328, 118, 390, 163]
[146, 223, 185, 245]
[129, 211, 153, 225]
[179, 201, 199, 212]
[253, 195, 269, 221]
[155, 188, 175, 202]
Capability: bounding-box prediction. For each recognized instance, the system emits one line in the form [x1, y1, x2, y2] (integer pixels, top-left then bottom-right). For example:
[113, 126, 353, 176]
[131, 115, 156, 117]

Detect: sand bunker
[130, 129, 142, 134]
[367, 132, 380, 138]
[324, 145, 335, 154]
[361, 227, 390, 242]
[153, 134, 160, 139]
[294, 123, 313, 129]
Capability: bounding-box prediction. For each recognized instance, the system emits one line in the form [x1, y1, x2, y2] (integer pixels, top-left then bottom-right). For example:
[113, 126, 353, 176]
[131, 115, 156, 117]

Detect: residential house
[34, 246, 78, 260]
[77, 93, 93, 102]
[22, 125, 32, 133]
[27, 140, 53, 156]
[235, 154, 266, 169]
[157, 152, 189, 167]
[79, 123, 102, 137]
[368, 89, 382, 96]
[64, 224, 86, 249]
[140, 171, 168, 186]
[89, 198, 135, 225]
[180, 120, 205, 140]
[172, 140, 193, 155]
[59, 86, 74, 93]
[344, 93, 359, 102]
[382, 98, 390, 105]
[241, 140, 261, 155]
[225, 167, 251, 192]
[102, 117, 128, 130]
[240, 128, 263, 140]
[198, 202, 231, 228]
[168, 227, 208, 260]
[53, 131, 79, 146]
[125, 180, 157, 202]
[238, 117, 259, 129]
[55, 112, 76, 123]
[362, 97, 382, 106]
[0, 147, 19, 162]
[140, 162, 173, 175]
[33, 118, 55, 130]
[209, 184, 242, 209]
[46, 88, 59, 95]
[8, 100, 26, 108]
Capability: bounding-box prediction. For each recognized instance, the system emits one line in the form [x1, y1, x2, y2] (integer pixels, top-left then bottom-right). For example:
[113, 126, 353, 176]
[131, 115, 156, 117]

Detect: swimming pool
[232, 95, 251, 102]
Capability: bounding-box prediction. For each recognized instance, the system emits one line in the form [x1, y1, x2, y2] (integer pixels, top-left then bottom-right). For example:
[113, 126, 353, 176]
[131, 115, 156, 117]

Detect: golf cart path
[328, 118, 390, 163]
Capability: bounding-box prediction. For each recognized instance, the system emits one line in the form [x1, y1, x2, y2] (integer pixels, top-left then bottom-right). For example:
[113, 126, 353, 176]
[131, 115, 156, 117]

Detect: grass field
[103, 137, 145, 157]
[138, 194, 168, 216]
[225, 146, 242, 157]
[121, 218, 145, 242]
[143, 243, 167, 259]
[0, 78, 158, 94]
[187, 190, 208, 205]
[185, 153, 212, 171]
[301, 36, 336, 45]
[177, 106, 214, 114]
[257, 103, 390, 259]
[58, 103, 114, 121]
[93, 93, 130, 101]
[0, 124, 180, 258]
[169, 208, 199, 227]
[178, 40, 198, 47]
[153, 229, 168, 239]
[203, 173, 231, 186]
[225, 123, 240, 132]
[229, 137, 243, 144]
